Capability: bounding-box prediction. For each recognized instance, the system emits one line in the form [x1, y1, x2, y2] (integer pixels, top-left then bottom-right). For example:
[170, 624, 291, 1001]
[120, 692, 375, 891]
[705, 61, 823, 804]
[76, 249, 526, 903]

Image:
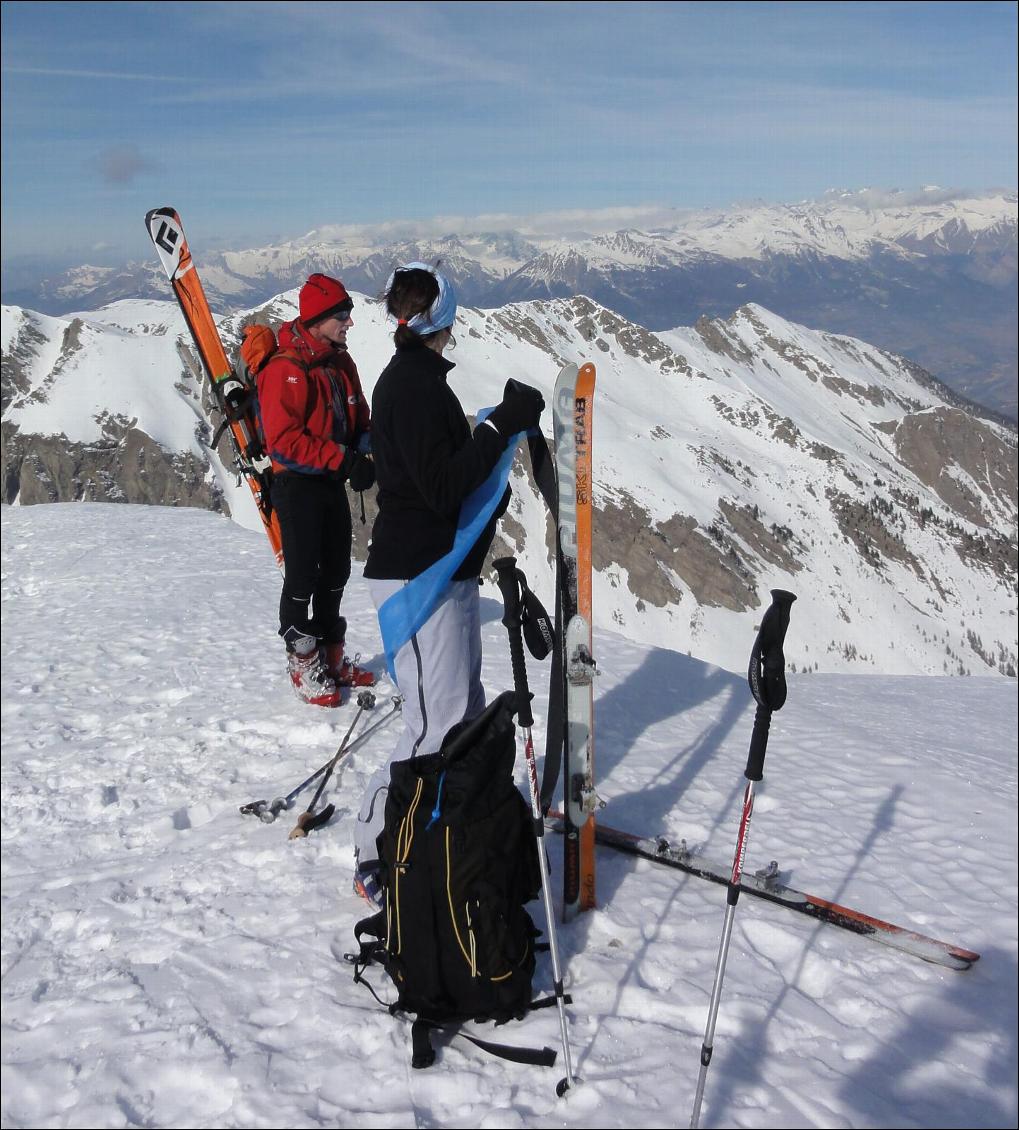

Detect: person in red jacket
[257, 273, 375, 706]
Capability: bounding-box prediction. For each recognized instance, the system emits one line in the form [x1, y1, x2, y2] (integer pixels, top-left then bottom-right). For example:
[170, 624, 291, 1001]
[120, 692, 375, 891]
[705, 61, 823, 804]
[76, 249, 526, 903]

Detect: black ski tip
[144, 205, 175, 227]
[288, 802, 336, 840]
[305, 802, 336, 833]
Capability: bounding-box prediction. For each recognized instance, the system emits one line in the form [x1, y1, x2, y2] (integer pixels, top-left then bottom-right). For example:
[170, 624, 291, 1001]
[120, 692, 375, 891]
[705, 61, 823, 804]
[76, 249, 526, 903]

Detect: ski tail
[144, 207, 284, 569]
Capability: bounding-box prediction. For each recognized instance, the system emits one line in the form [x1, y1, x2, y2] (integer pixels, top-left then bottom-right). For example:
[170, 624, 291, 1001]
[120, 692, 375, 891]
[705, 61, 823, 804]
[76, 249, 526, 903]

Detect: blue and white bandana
[387, 261, 458, 335]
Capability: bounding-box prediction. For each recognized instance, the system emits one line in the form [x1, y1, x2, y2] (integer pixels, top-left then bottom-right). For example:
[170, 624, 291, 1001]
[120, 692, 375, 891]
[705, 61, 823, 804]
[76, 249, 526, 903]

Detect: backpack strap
[529, 992, 573, 1010]
[347, 911, 395, 1010]
[211, 341, 311, 455]
[255, 347, 320, 446]
[272, 348, 310, 372]
[210, 386, 259, 451]
[411, 1018, 558, 1070]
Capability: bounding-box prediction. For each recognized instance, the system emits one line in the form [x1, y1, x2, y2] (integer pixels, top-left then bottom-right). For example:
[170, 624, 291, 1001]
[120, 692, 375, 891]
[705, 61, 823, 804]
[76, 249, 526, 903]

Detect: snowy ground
[2, 503, 1016, 1130]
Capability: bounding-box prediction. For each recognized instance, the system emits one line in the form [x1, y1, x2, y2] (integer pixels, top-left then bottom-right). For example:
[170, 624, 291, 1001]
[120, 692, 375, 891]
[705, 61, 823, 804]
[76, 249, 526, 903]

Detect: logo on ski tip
[154, 221, 179, 255]
[574, 398, 589, 448]
[574, 397, 590, 504]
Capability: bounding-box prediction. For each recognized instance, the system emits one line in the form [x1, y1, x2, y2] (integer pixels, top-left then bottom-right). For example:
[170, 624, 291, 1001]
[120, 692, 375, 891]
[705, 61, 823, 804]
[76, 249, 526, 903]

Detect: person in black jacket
[353, 262, 544, 900]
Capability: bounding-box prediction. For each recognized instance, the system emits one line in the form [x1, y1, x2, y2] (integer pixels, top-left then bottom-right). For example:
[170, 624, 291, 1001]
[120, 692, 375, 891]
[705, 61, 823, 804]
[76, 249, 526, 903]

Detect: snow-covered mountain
[4, 231, 545, 316]
[5, 190, 1015, 416]
[2, 290, 1016, 679]
[484, 192, 1018, 418]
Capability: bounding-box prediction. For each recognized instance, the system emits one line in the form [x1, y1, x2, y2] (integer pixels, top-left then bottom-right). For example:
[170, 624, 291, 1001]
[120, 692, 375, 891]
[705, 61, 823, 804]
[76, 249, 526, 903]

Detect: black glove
[486, 379, 544, 438]
[347, 452, 376, 493]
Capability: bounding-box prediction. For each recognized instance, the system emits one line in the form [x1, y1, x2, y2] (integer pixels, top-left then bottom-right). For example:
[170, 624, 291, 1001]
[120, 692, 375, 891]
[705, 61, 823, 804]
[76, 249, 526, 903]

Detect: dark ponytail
[385, 268, 444, 348]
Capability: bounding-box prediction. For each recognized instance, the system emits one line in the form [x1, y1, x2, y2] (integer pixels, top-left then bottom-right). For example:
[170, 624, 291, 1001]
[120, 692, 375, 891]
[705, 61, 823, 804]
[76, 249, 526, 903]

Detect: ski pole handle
[493, 556, 534, 729]
[744, 589, 796, 781]
[748, 589, 796, 710]
[744, 707, 772, 783]
[494, 556, 523, 627]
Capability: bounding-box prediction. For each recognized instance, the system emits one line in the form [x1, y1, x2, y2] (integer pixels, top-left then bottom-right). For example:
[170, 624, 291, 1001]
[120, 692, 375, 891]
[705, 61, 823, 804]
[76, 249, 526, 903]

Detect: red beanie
[299, 273, 352, 324]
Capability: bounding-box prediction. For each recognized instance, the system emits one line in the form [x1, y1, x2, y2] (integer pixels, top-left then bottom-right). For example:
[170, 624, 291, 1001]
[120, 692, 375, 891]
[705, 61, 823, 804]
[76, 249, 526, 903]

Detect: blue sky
[1, 1, 1016, 270]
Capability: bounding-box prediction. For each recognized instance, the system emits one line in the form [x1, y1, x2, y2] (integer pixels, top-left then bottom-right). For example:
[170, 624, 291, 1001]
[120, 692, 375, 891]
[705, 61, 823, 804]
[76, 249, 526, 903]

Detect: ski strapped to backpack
[144, 207, 284, 569]
[236, 322, 374, 525]
[347, 693, 564, 1076]
[206, 324, 300, 452]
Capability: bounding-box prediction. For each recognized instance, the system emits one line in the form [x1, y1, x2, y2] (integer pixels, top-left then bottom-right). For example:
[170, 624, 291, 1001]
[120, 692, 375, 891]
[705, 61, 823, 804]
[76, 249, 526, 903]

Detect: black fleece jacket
[364, 341, 509, 581]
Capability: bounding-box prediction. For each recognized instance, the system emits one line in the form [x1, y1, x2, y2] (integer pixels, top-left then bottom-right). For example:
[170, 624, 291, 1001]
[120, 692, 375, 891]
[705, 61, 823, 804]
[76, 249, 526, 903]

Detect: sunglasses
[331, 305, 354, 323]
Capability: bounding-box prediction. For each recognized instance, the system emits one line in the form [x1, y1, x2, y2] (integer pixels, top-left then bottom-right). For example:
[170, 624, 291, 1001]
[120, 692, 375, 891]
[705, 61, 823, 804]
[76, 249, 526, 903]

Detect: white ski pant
[354, 577, 486, 867]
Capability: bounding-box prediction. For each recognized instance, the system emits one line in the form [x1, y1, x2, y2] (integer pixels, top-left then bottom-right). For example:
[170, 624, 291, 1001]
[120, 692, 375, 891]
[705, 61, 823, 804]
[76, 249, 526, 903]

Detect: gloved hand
[347, 452, 376, 493]
[486, 379, 544, 438]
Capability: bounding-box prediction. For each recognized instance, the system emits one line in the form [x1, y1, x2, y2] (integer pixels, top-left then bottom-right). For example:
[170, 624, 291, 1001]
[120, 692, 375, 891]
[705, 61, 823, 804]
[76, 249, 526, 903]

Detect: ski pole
[288, 690, 377, 840]
[690, 589, 796, 1129]
[240, 695, 403, 823]
[493, 555, 576, 1098]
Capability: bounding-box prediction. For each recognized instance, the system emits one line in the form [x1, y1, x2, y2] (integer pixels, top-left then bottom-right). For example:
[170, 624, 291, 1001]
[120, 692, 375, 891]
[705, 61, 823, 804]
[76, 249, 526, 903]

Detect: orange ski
[574, 363, 597, 912]
[555, 360, 598, 919]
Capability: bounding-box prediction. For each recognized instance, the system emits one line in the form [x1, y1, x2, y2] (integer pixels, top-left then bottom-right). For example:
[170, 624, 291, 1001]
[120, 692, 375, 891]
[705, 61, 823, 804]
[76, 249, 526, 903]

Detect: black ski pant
[271, 472, 352, 646]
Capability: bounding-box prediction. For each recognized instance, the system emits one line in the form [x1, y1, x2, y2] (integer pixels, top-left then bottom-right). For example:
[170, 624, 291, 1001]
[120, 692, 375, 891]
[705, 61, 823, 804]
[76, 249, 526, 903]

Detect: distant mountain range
[3, 284, 1015, 678]
[3, 189, 1015, 419]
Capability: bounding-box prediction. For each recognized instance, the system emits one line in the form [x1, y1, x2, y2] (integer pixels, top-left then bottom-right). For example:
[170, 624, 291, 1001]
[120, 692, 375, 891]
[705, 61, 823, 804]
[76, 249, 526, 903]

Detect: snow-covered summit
[1, 500, 1016, 1129]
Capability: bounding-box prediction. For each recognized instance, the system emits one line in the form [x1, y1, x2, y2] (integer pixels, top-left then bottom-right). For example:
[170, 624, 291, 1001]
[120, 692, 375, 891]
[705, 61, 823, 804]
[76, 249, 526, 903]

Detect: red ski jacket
[257, 319, 370, 476]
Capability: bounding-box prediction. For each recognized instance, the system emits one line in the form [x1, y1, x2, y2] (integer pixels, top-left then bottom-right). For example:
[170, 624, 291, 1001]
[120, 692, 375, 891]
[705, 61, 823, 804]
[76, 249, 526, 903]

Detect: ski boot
[353, 854, 383, 908]
[287, 634, 342, 708]
[321, 640, 376, 688]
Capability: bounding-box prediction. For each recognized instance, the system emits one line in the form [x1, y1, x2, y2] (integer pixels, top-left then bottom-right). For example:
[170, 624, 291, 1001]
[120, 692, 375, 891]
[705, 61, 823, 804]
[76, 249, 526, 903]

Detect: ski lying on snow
[546, 812, 980, 971]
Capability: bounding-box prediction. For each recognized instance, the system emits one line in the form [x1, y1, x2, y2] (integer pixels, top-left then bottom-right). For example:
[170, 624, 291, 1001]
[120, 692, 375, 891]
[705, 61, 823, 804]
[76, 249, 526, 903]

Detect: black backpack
[351, 692, 558, 1069]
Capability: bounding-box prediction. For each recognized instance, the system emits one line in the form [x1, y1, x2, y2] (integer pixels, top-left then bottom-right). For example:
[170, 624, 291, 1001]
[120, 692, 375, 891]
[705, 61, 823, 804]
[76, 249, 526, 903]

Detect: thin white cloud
[2, 64, 192, 83]
[303, 204, 722, 245]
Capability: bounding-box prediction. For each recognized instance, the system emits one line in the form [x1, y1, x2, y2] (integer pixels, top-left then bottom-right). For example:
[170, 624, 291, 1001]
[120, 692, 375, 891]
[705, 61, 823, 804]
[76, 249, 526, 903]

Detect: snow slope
[2, 503, 1016, 1129]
